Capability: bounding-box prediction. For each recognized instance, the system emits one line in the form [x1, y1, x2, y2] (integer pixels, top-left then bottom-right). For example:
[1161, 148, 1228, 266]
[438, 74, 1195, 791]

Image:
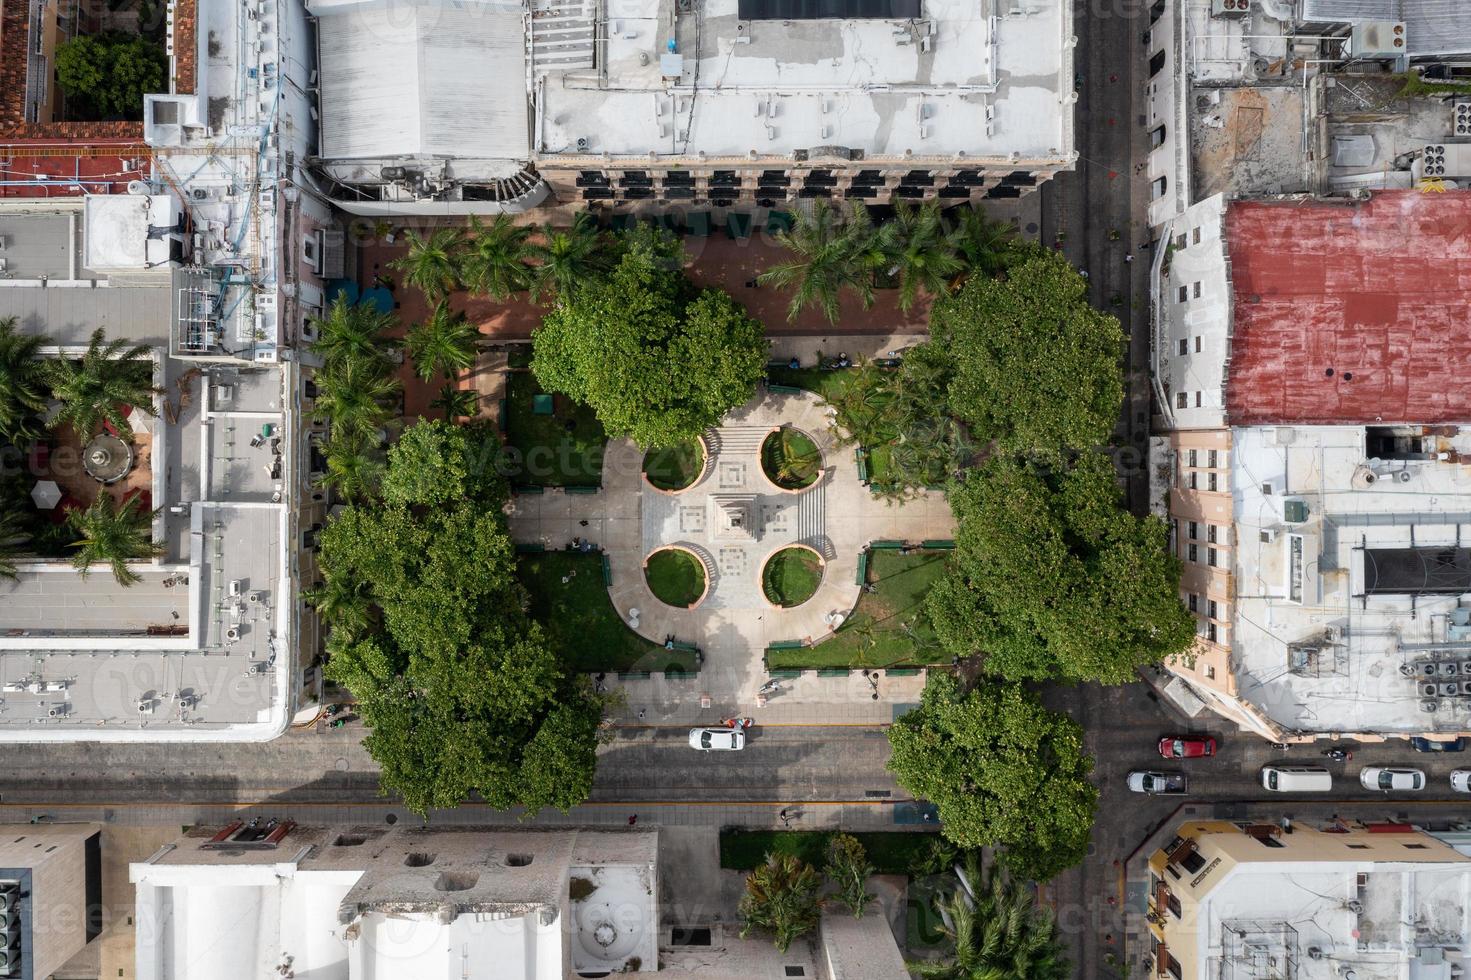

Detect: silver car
[1359, 767, 1426, 792]
[689, 727, 746, 751]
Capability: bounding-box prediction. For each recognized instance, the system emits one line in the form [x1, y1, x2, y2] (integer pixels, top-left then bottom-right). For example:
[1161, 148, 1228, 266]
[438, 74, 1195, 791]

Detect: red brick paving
[1225, 190, 1471, 426]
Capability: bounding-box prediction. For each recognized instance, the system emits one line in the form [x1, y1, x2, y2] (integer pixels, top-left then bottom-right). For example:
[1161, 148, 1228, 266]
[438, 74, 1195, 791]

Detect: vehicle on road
[689, 727, 745, 751]
[1359, 767, 1426, 792]
[1412, 737, 1468, 753]
[1157, 735, 1216, 759]
[1451, 770, 1471, 793]
[1127, 771, 1187, 795]
[1260, 766, 1333, 792]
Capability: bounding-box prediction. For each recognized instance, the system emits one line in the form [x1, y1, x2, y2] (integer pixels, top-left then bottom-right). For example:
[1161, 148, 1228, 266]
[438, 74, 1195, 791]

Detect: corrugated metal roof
[316, 0, 529, 161]
[1301, 0, 1471, 57]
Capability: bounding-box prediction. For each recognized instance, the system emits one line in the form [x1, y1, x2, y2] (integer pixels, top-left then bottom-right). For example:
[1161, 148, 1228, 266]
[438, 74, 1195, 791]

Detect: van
[1260, 766, 1333, 792]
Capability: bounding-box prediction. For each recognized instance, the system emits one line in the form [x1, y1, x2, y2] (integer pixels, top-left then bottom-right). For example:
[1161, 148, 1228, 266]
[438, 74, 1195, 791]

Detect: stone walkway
[506, 388, 955, 706]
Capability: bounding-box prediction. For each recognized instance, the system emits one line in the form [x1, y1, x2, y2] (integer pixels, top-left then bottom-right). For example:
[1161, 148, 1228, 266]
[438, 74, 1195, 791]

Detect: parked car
[1127, 771, 1187, 795]
[1359, 767, 1426, 792]
[1158, 735, 1217, 759]
[1451, 770, 1471, 793]
[1260, 766, 1333, 793]
[688, 727, 745, 751]
[1411, 737, 1468, 753]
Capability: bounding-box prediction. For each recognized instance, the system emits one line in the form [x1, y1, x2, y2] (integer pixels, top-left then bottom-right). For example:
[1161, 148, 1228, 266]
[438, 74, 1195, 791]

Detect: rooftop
[1231, 424, 1471, 736]
[1300, 0, 1471, 58]
[1224, 191, 1471, 427]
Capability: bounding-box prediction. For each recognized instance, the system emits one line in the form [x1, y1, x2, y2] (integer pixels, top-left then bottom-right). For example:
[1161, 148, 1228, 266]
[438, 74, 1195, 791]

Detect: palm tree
[884, 201, 964, 313]
[757, 200, 872, 323]
[431, 383, 479, 421]
[310, 295, 397, 368]
[738, 853, 822, 953]
[402, 302, 479, 383]
[910, 856, 1070, 980]
[304, 577, 375, 642]
[530, 215, 609, 305]
[389, 227, 465, 301]
[459, 214, 535, 300]
[67, 492, 162, 587]
[0, 511, 32, 581]
[0, 316, 50, 442]
[45, 328, 156, 438]
[950, 206, 1019, 278]
[312, 357, 402, 443]
[317, 430, 386, 502]
[840, 201, 892, 304]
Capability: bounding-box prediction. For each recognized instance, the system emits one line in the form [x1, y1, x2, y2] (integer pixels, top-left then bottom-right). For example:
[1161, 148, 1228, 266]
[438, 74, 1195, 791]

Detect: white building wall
[1145, 0, 1189, 229]
[1153, 193, 1231, 431]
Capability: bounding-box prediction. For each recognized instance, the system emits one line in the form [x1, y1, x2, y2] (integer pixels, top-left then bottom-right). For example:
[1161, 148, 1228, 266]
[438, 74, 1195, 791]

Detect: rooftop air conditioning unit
[1421, 143, 1471, 179]
[1211, 0, 1250, 16]
[1345, 21, 1405, 59]
[225, 627, 240, 643]
[247, 591, 263, 604]
[1456, 102, 1471, 138]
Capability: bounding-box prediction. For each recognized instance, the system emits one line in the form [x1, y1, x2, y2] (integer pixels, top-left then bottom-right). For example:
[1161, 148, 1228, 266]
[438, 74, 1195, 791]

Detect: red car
[1158, 735, 1217, 759]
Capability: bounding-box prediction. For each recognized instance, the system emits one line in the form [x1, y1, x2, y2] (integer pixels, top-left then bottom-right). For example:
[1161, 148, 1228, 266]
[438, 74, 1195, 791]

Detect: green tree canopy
[738, 853, 823, 953]
[929, 252, 1123, 453]
[927, 452, 1195, 683]
[314, 420, 600, 815]
[67, 491, 162, 587]
[887, 674, 1098, 882]
[531, 235, 766, 448]
[825, 833, 875, 919]
[55, 32, 166, 120]
[45, 328, 156, 439]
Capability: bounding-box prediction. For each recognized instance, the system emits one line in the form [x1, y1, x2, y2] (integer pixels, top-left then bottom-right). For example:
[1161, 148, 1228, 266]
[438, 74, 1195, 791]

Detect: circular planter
[760, 426, 822, 492]
[643, 546, 709, 609]
[641, 435, 709, 494]
[761, 544, 824, 608]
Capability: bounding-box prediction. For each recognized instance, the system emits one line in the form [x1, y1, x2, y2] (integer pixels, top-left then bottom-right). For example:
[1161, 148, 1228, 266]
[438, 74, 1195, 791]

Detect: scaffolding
[1219, 920, 1300, 980]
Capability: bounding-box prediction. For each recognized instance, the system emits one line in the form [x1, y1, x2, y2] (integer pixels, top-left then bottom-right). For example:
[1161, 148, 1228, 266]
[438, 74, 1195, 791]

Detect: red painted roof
[0, 140, 148, 198]
[1225, 191, 1471, 426]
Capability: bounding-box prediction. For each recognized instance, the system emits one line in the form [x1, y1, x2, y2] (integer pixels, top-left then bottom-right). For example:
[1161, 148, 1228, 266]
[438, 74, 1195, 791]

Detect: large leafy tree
[928, 452, 1195, 683]
[930, 252, 1123, 452]
[0, 317, 49, 442]
[55, 31, 166, 119]
[67, 492, 162, 586]
[532, 235, 766, 448]
[45, 328, 156, 438]
[460, 214, 535, 300]
[314, 421, 602, 815]
[911, 854, 1070, 980]
[738, 853, 823, 953]
[402, 302, 479, 383]
[390, 228, 465, 301]
[887, 673, 1098, 882]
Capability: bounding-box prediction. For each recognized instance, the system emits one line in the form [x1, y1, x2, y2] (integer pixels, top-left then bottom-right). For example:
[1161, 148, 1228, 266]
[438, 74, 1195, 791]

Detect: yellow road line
[0, 799, 901, 809]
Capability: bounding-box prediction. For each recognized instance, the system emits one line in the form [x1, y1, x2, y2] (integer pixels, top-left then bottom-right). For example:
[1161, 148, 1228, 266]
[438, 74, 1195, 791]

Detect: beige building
[0, 824, 103, 980]
[1147, 818, 1471, 980]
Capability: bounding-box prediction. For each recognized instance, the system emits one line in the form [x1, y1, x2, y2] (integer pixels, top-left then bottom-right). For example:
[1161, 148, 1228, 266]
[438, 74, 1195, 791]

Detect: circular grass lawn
[642, 438, 706, 491]
[645, 548, 707, 607]
[760, 427, 821, 490]
[762, 546, 823, 607]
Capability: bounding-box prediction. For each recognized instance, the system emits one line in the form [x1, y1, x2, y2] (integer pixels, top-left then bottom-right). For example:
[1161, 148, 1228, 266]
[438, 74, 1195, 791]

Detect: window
[1149, 49, 1166, 77]
[1178, 285, 1188, 303]
[1262, 482, 1273, 496]
[1178, 338, 1188, 356]
[1188, 472, 1198, 490]
[1195, 391, 1202, 407]
[1176, 391, 1188, 409]
[1150, 125, 1166, 149]
[1194, 335, 1202, 352]
[1208, 472, 1218, 492]
[1180, 851, 1206, 874]
[1192, 227, 1202, 245]
[1208, 599, 1218, 619]
[1404, 843, 1429, 850]
[302, 232, 321, 273]
[1208, 449, 1219, 468]
[1207, 548, 1218, 567]
[1204, 664, 1216, 679]
[1188, 544, 1198, 563]
[1152, 176, 1168, 199]
[1347, 844, 1370, 849]
[1188, 450, 1198, 468]
[1256, 835, 1285, 848]
[1188, 521, 1199, 540]
[1149, 0, 1165, 22]
[1207, 524, 1218, 543]
[1192, 281, 1202, 298]
[1188, 594, 1199, 612]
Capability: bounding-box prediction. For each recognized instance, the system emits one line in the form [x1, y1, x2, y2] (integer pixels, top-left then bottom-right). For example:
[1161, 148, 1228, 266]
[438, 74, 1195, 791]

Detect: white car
[1451, 770, 1471, 793]
[689, 727, 746, 751]
[1359, 767, 1426, 792]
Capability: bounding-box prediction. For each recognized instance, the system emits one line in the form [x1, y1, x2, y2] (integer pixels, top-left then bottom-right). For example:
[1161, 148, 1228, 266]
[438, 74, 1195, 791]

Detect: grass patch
[645, 549, 705, 607]
[768, 550, 949, 669]
[1395, 71, 1471, 98]
[761, 427, 820, 490]
[762, 547, 822, 607]
[643, 438, 705, 491]
[503, 372, 606, 487]
[719, 829, 947, 876]
[517, 552, 695, 672]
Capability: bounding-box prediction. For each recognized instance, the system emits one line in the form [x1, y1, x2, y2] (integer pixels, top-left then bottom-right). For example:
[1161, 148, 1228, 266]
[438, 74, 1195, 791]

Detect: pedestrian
[579, 519, 589, 527]
[1124, 253, 1134, 264]
[1079, 269, 1089, 279]
[779, 808, 791, 827]
[637, 708, 646, 721]
[628, 814, 638, 826]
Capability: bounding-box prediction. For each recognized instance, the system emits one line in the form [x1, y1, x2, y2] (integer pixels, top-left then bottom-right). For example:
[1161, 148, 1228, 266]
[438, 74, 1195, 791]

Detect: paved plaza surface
[506, 386, 954, 707]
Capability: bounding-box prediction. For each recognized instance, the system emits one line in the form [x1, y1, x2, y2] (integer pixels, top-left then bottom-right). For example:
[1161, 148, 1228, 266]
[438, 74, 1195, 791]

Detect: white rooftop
[537, 0, 1073, 161]
[312, 0, 531, 161]
[1197, 861, 1471, 980]
[1231, 424, 1471, 736]
[81, 195, 179, 274]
